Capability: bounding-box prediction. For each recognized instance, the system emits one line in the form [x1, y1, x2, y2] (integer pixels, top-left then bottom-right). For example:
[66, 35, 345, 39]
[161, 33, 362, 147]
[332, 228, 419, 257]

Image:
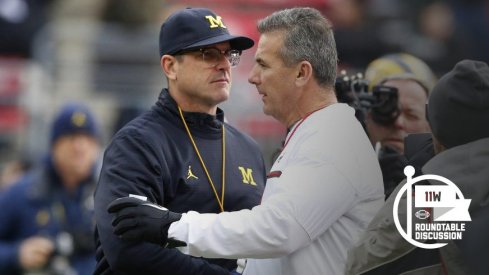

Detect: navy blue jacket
[94, 89, 266, 275]
[0, 157, 97, 275]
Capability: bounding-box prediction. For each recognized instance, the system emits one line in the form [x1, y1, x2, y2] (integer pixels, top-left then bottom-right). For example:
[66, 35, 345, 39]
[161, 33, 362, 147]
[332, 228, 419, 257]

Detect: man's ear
[161, 55, 178, 80]
[295, 61, 313, 87]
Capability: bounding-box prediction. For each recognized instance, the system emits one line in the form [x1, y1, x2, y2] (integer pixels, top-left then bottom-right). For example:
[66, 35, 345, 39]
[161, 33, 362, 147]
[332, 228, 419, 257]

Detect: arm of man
[0, 188, 23, 273]
[94, 130, 231, 275]
[0, 182, 55, 273]
[169, 162, 357, 259]
[0, 242, 20, 273]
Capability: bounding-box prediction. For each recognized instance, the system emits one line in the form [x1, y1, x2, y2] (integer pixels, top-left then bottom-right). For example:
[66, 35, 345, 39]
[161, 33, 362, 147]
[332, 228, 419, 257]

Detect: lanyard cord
[282, 112, 314, 150]
[178, 106, 225, 212]
[282, 107, 327, 150]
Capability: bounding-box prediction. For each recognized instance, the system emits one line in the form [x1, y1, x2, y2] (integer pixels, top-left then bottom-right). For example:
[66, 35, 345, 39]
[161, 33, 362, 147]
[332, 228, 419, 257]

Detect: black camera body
[335, 71, 400, 129]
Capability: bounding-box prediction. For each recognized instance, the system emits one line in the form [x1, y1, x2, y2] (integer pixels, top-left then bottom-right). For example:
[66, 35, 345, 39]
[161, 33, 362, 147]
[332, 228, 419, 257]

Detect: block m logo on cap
[205, 15, 227, 29]
[71, 112, 87, 127]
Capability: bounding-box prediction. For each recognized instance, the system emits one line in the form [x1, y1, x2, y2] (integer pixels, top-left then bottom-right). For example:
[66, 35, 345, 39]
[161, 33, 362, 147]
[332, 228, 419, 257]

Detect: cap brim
[182, 34, 254, 51]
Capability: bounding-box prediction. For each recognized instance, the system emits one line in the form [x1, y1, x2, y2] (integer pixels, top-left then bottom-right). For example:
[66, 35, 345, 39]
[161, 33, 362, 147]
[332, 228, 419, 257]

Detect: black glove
[107, 197, 185, 247]
[378, 146, 408, 199]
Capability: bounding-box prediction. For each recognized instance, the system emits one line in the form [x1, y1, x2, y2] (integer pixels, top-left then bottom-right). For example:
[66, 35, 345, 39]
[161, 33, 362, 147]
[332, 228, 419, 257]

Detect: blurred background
[1, 0, 488, 174]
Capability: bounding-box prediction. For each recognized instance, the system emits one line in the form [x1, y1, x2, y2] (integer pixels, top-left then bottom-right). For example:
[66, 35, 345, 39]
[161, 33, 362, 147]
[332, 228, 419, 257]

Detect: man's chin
[212, 91, 229, 104]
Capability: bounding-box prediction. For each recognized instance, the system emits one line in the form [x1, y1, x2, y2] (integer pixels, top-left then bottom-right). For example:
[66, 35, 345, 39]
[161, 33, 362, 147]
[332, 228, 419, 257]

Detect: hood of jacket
[422, 137, 489, 212]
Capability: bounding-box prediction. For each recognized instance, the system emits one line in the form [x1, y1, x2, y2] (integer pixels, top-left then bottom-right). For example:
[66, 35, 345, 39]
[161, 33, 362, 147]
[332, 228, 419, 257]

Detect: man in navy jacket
[93, 7, 266, 275]
[0, 103, 101, 275]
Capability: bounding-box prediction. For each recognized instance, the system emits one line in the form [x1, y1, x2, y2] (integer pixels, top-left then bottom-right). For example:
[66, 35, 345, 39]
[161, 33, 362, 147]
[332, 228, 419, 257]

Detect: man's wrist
[167, 213, 184, 240]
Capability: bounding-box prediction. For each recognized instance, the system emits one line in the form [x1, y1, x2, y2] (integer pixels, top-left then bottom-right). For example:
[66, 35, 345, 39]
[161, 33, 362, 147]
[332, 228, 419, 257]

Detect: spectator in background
[408, 1, 469, 75]
[364, 53, 437, 198]
[0, 103, 101, 275]
[327, 0, 400, 71]
[345, 59, 489, 275]
[446, 0, 489, 64]
[360, 0, 469, 76]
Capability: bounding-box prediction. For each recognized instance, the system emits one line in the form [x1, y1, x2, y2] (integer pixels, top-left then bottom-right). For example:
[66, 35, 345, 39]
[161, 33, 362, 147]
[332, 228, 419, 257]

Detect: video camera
[335, 71, 400, 129]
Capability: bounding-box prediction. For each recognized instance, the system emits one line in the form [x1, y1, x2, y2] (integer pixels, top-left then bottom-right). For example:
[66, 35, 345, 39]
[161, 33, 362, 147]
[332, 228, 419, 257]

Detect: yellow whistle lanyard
[178, 106, 225, 212]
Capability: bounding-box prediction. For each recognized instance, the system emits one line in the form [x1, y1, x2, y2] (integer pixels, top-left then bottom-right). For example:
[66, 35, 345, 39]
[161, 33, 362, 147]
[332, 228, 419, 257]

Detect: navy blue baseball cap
[50, 103, 100, 146]
[159, 7, 254, 56]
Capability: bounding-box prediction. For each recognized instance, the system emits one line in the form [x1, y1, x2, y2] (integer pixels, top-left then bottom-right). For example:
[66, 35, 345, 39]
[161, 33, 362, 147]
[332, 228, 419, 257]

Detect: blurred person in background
[106, 7, 383, 275]
[363, 53, 437, 198]
[93, 7, 266, 275]
[346, 59, 489, 275]
[0, 103, 101, 275]
[412, 1, 469, 74]
[0, 158, 32, 192]
[326, 0, 401, 71]
[447, 0, 489, 63]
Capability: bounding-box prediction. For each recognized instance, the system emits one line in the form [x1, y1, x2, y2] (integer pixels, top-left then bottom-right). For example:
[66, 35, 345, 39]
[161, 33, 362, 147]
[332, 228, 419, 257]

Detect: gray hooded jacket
[345, 137, 489, 275]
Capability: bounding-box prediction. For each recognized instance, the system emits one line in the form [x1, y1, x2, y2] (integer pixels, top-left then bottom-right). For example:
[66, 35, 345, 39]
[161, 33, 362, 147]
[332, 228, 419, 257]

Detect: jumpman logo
[187, 166, 199, 180]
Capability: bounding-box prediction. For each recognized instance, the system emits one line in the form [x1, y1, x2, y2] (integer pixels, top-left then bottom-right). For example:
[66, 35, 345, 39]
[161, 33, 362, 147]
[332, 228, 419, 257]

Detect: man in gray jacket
[345, 59, 489, 275]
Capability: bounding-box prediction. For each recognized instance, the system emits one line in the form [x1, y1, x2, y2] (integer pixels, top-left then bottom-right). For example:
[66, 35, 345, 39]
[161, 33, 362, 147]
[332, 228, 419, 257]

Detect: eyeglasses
[176, 47, 242, 68]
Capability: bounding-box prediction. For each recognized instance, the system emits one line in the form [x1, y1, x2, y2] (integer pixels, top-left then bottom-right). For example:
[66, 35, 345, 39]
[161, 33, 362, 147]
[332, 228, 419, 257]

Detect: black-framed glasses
[176, 47, 242, 68]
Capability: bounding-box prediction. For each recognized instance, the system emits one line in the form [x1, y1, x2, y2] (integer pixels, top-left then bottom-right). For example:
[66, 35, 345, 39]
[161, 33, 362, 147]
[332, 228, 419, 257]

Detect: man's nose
[215, 54, 231, 70]
[248, 66, 259, 85]
[393, 114, 405, 129]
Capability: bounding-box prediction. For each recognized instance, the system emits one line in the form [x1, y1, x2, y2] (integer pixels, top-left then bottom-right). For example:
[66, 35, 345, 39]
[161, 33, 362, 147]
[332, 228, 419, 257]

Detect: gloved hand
[107, 197, 185, 247]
